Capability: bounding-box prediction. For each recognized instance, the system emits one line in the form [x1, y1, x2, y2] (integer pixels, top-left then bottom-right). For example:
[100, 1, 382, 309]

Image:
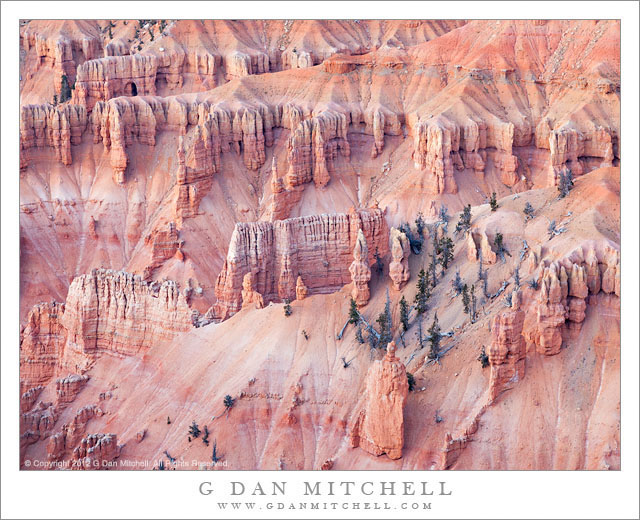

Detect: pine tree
[283, 299, 292, 316]
[557, 170, 574, 198]
[477, 346, 489, 368]
[202, 425, 210, 446]
[438, 204, 450, 226]
[211, 440, 222, 463]
[462, 284, 470, 315]
[452, 269, 464, 295]
[399, 296, 409, 332]
[427, 313, 441, 360]
[470, 284, 477, 322]
[374, 247, 384, 274]
[414, 268, 429, 316]
[428, 251, 438, 288]
[415, 212, 426, 238]
[375, 289, 392, 348]
[108, 26, 113, 39]
[523, 202, 535, 220]
[348, 297, 360, 325]
[52, 94, 58, 106]
[514, 266, 521, 288]
[407, 372, 416, 392]
[149, 28, 154, 40]
[60, 75, 72, 103]
[490, 192, 499, 212]
[494, 232, 510, 262]
[188, 420, 201, 439]
[223, 395, 234, 411]
[439, 237, 454, 271]
[455, 204, 472, 235]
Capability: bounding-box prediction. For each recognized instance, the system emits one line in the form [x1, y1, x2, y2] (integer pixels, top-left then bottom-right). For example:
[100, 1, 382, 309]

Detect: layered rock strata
[214, 208, 388, 319]
[20, 269, 193, 391]
[488, 292, 526, 402]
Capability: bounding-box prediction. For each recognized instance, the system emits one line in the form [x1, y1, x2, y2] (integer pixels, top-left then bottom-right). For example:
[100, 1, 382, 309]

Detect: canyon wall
[214, 208, 389, 318]
[20, 269, 193, 392]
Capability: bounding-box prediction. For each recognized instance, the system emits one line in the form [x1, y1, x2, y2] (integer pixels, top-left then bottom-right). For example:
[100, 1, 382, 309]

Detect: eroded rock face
[72, 433, 120, 469]
[528, 242, 620, 355]
[143, 222, 181, 279]
[61, 269, 193, 360]
[20, 269, 193, 394]
[47, 404, 102, 462]
[241, 273, 265, 311]
[467, 230, 497, 264]
[349, 229, 372, 307]
[350, 341, 409, 460]
[56, 374, 90, 405]
[295, 276, 308, 301]
[389, 228, 411, 291]
[74, 55, 158, 111]
[285, 110, 350, 189]
[20, 104, 87, 168]
[534, 264, 568, 355]
[20, 302, 67, 392]
[214, 208, 388, 319]
[488, 294, 526, 402]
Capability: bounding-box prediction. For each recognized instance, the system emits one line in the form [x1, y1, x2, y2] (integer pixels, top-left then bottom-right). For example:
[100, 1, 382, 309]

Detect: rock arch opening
[125, 82, 138, 96]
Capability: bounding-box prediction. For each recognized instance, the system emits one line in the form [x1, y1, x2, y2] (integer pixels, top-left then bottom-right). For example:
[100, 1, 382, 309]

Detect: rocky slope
[19, 19, 620, 470]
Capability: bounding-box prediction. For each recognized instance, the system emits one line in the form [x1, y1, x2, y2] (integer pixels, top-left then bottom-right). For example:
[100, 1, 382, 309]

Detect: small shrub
[477, 346, 489, 368]
[523, 202, 535, 220]
[188, 420, 201, 439]
[223, 394, 234, 411]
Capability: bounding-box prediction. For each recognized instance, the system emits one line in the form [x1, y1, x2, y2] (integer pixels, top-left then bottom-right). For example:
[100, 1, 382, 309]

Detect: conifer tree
[439, 236, 454, 271]
[462, 284, 470, 315]
[428, 251, 438, 288]
[211, 440, 222, 463]
[348, 297, 360, 325]
[60, 75, 72, 103]
[283, 299, 292, 316]
[452, 269, 464, 295]
[427, 313, 441, 360]
[414, 268, 429, 316]
[470, 284, 477, 322]
[188, 420, 201, 439]
[415, 212, 426, 238]
[399, 295, 410, 332]
[375, 290, 393, 348]
[477, 346, 489, 368]
[490, 192, 499, 212]
[455, 204, 472, 235]
[407, 372, 416, 392]
[374, 247, 384, 274]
